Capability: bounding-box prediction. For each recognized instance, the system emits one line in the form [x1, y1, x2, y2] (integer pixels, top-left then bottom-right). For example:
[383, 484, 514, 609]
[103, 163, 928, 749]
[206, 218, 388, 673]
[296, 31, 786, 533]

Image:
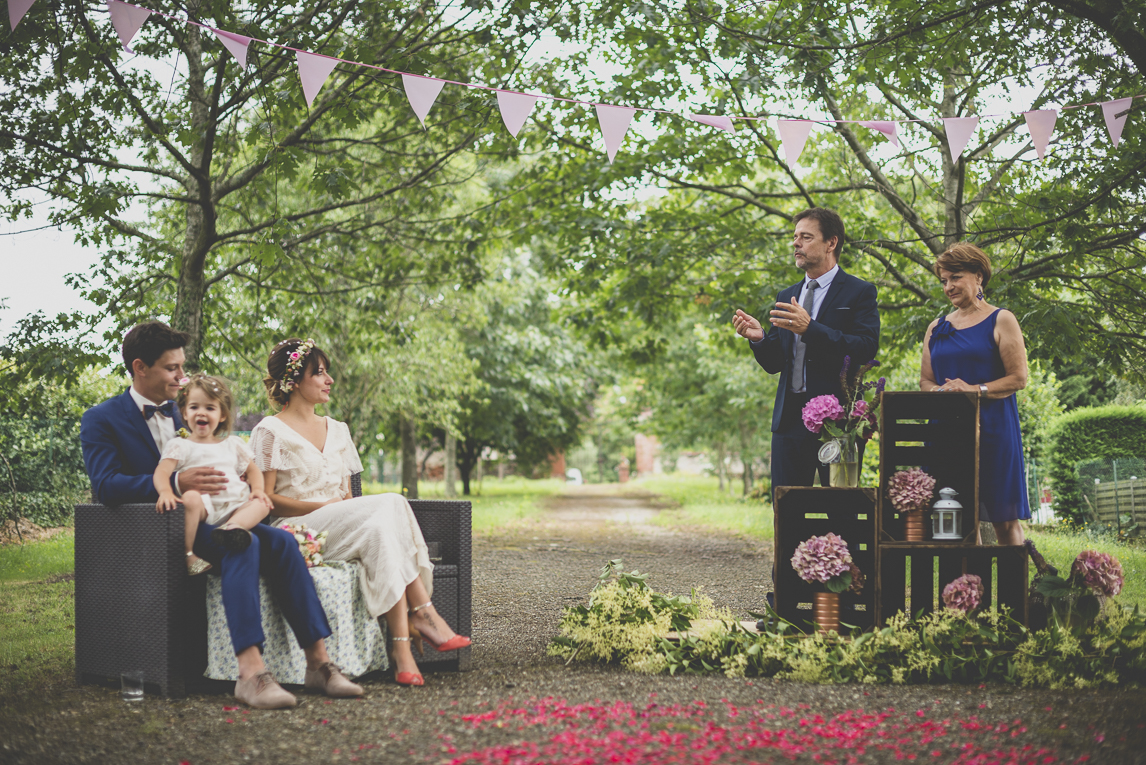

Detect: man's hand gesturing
[733, 309, 765, 342]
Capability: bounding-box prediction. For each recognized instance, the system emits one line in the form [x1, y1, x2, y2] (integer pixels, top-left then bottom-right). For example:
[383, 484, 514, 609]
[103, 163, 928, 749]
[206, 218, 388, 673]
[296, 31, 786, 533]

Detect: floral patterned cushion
[205, 560, 388, 683]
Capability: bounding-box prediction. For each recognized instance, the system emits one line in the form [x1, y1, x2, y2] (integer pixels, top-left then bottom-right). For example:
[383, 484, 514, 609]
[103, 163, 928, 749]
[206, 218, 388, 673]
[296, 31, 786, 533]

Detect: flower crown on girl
[277, 338, 316, 393]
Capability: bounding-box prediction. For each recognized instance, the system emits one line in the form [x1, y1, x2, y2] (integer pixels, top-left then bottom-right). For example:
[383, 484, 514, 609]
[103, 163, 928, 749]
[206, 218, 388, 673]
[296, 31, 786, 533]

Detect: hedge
[1045, 405, 1146, 524]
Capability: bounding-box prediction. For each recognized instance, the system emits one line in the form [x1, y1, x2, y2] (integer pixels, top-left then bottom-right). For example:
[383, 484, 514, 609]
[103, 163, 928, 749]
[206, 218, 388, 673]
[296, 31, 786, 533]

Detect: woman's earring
[976, 287, 984, 301]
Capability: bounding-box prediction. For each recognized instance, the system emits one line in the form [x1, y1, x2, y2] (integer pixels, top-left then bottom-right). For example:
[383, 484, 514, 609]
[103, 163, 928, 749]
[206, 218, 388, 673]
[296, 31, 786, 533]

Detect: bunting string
[10, 0, 1144, 167]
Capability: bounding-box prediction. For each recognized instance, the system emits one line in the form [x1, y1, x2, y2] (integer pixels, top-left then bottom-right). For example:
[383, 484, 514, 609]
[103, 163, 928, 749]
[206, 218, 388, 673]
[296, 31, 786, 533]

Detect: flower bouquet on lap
[801, 357, 884, 486]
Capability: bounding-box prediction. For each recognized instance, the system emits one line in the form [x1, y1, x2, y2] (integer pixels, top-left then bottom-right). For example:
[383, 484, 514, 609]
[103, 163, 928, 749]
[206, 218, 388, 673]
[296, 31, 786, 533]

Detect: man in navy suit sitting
[81, 322, 361, 708]
[733, 209, 880, 610]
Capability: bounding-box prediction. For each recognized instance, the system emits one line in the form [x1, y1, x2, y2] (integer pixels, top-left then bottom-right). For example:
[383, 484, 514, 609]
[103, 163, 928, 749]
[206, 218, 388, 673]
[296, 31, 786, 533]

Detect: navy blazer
[81, 388, 185, 506]
[751, 267, 880, 432]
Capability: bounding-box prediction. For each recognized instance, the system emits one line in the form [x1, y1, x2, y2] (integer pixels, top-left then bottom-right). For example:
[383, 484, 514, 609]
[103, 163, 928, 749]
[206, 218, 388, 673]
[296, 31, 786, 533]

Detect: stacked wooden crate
[773, 391, 1029, 631]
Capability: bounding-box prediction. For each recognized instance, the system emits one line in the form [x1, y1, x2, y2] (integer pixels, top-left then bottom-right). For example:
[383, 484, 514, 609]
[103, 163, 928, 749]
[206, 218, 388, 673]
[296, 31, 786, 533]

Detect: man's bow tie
[143, 401, 177, 420]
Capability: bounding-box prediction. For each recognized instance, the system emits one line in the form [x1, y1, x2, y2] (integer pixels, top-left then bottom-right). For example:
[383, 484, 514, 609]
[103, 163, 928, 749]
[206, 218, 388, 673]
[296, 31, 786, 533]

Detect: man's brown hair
[121, 322, 190, 377]
[793, 208, 846, 258]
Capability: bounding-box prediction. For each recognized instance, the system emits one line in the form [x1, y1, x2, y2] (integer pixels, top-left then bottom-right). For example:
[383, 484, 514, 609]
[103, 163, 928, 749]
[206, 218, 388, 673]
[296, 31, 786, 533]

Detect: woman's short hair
[122, 321, 190, 376]
[263, 338, 331, 408]
[176, 374, 235, 437]
[934, 243, 993, 287]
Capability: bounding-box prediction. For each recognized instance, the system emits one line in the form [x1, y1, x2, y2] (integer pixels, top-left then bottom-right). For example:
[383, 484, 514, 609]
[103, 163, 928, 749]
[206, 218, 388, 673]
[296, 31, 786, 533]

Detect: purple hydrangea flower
[888, 468, 937, 514]
[802, 394, 845, 434]
[791, 533, 853, 584]
[1071, 550, 1123, 598]
[942, 574, 983, 613]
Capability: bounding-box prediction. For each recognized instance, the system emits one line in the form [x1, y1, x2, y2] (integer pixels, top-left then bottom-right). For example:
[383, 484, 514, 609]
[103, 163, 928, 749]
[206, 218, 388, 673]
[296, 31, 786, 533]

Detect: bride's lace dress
[250, 416, 432, 618]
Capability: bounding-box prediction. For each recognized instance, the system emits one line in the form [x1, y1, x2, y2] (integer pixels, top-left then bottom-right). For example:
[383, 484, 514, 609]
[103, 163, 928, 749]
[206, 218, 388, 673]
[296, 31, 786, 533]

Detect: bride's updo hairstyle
[264, 337, 331, 408]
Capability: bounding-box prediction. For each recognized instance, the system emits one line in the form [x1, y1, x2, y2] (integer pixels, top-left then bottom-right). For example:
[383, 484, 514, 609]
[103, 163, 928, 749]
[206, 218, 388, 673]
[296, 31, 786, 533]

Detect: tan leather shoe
[235, 670, 297, 709]
[304, 662, 364, 698]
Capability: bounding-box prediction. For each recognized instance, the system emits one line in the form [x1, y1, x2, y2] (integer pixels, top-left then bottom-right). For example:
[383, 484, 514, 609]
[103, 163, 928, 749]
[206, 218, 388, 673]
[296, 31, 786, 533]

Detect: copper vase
[904, 512, 925, 542]
[813, 591, 841, 634]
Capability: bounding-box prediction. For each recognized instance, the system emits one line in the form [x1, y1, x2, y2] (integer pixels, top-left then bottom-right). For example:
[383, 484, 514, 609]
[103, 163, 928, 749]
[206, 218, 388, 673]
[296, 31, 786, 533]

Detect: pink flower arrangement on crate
[801, 356, 884, 453]
[791, 533, 858, 593]
[942, 574, 983, 614]
[887, 468, 937, 514]
[277, 522, 327, 568]
[1070, 550, 1123, 598]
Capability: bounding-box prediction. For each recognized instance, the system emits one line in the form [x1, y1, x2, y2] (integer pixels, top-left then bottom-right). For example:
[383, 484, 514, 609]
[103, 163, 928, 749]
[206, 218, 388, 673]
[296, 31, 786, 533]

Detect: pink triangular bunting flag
[402, 74, 446, 128]
[1022, 110, 1057, 160]
[295, 51, 339, 108]
[107, 0, 151, 52]
[595, 104, 637, 164]
[858, 120, 900, 148]
[1101, 98, 1133, 148]
[943, 117, 979, 163]
[687, 114, 734, 133]
[8, 0, 35, 30]
[496, 91, 537, 138]
[214, 29, 253, 71]
[776, 119, 815, 169]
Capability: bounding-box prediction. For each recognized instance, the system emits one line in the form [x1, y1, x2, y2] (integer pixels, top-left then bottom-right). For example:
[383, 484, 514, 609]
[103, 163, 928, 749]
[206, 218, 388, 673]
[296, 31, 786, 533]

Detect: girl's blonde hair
[176, 374, 235, 437]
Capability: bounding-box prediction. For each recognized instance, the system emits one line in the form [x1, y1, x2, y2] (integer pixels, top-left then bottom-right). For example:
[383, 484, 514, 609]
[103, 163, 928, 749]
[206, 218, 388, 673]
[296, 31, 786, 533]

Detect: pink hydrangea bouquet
[1070, 550, 1123, 598]
[1036, 548, 1124, 629]
[887, 468, 937, 514]
[801, 356, 884, 447]
[277, 522, 328, 568]
[791, 533, 858, 593]
[942, 574, 983, 614]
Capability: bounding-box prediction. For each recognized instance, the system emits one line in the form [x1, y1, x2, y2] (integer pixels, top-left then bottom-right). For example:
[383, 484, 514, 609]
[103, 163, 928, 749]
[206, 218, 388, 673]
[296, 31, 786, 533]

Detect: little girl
[154, 374, 273, 575]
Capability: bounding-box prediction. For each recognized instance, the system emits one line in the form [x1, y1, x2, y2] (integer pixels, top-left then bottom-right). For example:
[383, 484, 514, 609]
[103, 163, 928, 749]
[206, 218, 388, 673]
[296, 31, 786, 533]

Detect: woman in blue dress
[920, 243, 1032, 545]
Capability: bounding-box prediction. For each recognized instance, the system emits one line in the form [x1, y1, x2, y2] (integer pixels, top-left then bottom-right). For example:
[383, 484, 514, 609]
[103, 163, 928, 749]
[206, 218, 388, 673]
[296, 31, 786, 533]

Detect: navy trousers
[194, 522, 332, 655]
[770, 392, 829, 494]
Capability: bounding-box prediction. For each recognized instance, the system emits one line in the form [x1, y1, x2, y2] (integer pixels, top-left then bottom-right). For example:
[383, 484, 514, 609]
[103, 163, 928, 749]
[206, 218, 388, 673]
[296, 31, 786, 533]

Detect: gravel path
[2, 487, 1144, 764]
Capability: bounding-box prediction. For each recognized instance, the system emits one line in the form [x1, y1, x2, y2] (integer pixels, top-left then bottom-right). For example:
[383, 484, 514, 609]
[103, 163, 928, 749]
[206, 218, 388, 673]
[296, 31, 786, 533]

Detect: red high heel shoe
[389, 636, 423, 686]
[409, 601, 472, 653]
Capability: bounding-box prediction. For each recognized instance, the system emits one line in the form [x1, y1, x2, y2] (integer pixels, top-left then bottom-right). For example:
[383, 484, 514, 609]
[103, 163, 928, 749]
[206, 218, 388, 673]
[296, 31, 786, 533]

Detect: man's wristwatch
[979, 384, 989, 398]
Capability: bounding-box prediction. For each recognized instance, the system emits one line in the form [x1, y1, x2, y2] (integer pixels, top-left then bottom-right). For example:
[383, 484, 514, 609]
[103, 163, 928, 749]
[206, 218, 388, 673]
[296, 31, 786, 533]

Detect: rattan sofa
[75, 475, 471, 697]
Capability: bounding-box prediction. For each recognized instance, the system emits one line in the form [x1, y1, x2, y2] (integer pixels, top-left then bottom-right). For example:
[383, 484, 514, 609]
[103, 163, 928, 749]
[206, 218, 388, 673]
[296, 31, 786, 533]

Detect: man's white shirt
[129, 385, 183, 493]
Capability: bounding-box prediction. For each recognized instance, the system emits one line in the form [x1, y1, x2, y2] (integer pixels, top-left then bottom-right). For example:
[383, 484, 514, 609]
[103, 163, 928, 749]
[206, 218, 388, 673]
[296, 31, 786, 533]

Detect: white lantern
[931, 487, 963, 540]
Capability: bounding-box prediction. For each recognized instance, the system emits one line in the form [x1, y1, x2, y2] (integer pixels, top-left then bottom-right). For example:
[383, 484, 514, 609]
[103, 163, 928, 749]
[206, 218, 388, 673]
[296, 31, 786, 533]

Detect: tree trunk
[169, 16, 218, 370]
[940, 75, 967, 247]
[714, 442, 727, 492]
[458, 437, 480, 496]
[400, 414, 418, 499]
[444, 433, 457, 498]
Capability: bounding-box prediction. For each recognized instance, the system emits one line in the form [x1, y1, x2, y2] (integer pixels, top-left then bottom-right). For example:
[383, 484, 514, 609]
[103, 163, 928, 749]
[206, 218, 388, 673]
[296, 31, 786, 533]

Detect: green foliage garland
[551, 560, 1146, 688]
[1044, 405, 1146, 524]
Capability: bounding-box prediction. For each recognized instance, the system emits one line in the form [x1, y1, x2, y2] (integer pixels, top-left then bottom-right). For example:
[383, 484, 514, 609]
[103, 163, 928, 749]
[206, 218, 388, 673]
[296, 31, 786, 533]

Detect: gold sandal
[186, 551, 212, 576]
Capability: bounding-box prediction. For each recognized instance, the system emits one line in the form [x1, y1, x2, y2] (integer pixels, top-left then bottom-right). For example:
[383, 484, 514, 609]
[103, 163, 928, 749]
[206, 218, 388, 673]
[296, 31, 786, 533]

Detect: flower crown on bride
[278, 338, 316, 393]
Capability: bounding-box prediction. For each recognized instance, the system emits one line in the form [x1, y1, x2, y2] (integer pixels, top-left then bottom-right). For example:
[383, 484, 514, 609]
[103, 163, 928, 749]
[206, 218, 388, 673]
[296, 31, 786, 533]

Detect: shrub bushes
[1044, 405, 1146, 524]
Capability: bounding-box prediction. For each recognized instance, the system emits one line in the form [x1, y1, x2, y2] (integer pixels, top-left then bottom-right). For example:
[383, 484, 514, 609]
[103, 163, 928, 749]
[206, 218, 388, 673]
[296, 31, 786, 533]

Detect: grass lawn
[629, 474, 773, 540]
[0, 530, 77, 705]
[361, 476, 565, 535]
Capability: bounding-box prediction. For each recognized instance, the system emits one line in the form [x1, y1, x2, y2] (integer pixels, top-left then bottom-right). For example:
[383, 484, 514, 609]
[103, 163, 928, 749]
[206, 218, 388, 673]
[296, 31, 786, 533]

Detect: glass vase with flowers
[800, 357, 884, 487]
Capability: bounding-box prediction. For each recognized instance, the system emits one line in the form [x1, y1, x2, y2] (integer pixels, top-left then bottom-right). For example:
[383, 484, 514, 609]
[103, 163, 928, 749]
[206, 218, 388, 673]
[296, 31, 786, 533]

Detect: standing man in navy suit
[734, 208, 880, 491]
[81, 322, 362, 708]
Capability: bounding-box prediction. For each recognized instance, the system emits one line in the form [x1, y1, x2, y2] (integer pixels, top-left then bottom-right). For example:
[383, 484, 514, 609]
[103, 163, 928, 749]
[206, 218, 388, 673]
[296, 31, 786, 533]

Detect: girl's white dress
[249, 416, 432, 618]
[160, 436, 254, 525]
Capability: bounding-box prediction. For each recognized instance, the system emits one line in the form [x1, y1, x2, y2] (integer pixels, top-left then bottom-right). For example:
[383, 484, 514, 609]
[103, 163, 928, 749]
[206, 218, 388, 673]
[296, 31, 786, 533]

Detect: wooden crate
[875, 544, 1028, 625]
[878, 391, 979, 544]
[774, 487, 877, 632]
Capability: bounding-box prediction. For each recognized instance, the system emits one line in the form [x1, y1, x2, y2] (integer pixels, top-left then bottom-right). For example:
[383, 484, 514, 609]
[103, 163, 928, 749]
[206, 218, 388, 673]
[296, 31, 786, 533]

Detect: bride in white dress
[250, 338, 471, 686]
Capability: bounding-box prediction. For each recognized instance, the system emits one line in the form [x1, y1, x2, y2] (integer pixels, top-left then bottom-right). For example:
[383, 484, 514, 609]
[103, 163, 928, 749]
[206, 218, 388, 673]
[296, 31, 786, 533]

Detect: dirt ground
[1, 487, 1144, 764]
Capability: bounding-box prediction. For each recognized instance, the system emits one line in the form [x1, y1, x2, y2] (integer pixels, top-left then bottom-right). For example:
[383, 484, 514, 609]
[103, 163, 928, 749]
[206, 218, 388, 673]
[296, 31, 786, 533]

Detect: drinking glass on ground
[120, 670, 144, 701]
